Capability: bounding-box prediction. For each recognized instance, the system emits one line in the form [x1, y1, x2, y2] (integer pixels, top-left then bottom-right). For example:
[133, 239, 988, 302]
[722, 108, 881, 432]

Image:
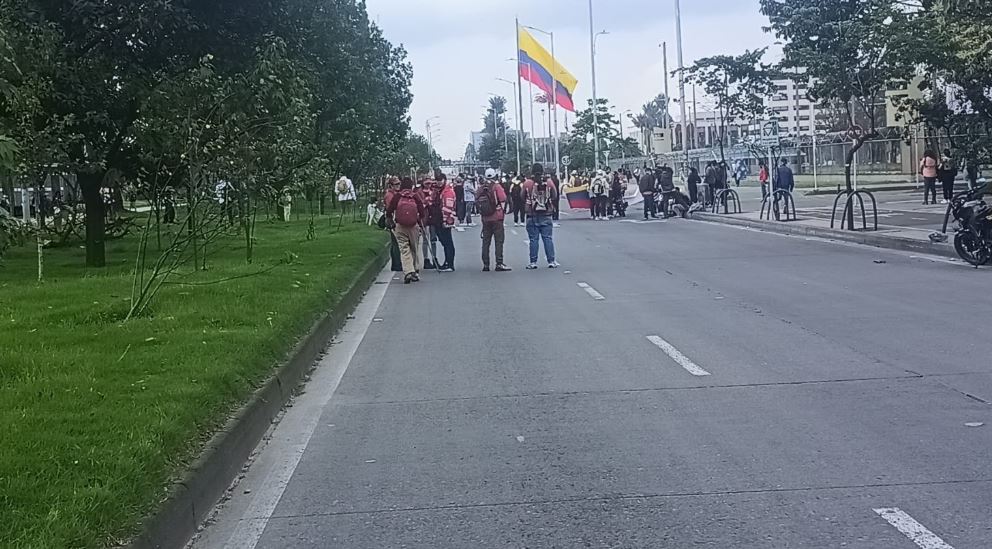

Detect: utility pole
[498, 77, 522, 175]
[675, 0, 690, 174]
[589, 0, 600, 171]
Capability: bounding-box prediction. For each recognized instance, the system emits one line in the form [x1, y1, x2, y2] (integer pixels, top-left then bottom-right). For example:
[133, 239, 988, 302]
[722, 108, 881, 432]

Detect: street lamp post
[426, 116, 440, 174]
[589, 0, 607, 171]
[497, 78, 522, 174]
[675, 0, 690, 176]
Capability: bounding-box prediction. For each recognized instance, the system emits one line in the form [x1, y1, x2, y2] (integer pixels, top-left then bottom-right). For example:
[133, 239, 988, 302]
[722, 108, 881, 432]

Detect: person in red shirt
[521, 163, 560, 269]
[432, 174, 458, 272]
[479, 168, 511, 272]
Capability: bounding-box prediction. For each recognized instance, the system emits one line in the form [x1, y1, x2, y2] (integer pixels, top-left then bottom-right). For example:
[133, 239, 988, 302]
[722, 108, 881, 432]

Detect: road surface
[193, 214, 992, 548]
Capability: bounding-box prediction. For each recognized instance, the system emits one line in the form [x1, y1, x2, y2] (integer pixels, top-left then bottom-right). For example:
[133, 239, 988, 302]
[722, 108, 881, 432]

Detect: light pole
[620, 109, 633, 165]
[426, 116, 440, 174]
[590, 16, 609, 171]
[523, 25, 561, 180]
[497, 77, 522, 174]
[540, 108, 547, 162]
[675, 0, 690, 176]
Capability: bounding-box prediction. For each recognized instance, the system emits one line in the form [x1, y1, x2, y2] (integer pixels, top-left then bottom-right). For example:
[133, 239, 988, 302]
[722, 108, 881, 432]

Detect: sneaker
[424, 261, 435, 270]
[411, 272, 421, 282]
[482, 265, 491, 272]
[495, 264, 513, 272]
[439, 266, 454, 273]
[526, 263, 538, 270]
[553, 222, 561, 228]
[548, 262, 560, 269]
[404, 274, 414, 284]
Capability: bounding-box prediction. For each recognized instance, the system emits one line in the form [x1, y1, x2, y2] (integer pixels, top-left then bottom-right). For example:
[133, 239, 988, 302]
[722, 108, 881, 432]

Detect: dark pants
[941, 175, 956, 201]
[923, 177, 937, 204]
[594, 195, 609, 218]
[513, 201, 526, 223]
[389, 231, 403, 271]
[436, 225, 455, 268]
[660, 191, 689, 217]
[553, 196, 561, 221]
[642, 193, 656, 219]
[688, 182, 698, 204]
[481, 220, 505, 267]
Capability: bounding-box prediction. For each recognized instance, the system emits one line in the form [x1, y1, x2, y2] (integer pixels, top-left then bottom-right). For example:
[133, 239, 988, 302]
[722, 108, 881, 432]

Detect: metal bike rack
[711, 188, 742, 214]
[830, 189, 878, 231]
[760, 189, 797, 221]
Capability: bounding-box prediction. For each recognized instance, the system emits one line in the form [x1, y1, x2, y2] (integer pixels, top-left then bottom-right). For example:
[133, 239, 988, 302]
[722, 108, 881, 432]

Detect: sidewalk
[691, 207, 959, 260]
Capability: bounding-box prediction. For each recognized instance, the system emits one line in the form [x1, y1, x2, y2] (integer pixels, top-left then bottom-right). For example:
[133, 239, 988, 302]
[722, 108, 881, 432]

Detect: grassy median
[0, 218, 386, 547]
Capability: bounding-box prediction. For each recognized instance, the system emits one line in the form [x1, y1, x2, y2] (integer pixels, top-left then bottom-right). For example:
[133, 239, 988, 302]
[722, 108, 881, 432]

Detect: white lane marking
[576, 282, 606, 301]
[873, 508, 954, 549]
[646, 336, 711, 377]
[205, 268, 393, 549]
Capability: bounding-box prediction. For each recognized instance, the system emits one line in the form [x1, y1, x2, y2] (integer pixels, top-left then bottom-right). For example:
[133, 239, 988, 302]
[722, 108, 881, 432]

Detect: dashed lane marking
[576, 282, 606, 301]
[873, 508, 954, 549]
[646, 336, 712, 377]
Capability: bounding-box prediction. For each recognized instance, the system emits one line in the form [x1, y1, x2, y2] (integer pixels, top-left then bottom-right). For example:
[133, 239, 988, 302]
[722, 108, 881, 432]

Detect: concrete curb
[128, 245, 389, 549]
[803, 184, 920, 196]
[691, 212, 958, 260]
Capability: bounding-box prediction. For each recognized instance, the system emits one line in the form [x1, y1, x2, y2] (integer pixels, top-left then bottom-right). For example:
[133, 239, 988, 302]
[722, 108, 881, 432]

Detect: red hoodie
[440, 185, 456, 227]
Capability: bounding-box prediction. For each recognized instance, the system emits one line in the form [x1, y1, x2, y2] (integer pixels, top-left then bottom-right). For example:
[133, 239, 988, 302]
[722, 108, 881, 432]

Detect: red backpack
[393, 190, 421, 227]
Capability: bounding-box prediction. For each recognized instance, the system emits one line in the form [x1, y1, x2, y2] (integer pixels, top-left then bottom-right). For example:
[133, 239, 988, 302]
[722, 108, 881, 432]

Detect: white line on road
[646, 336, 711, 376]
[873, 508, 954, 549]
[576, 282, 606, 301]
[201, 268, 394, 549]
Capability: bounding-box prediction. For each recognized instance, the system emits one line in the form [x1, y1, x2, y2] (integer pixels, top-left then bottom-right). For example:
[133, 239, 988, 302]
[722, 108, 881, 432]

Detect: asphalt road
[194, 213, 992, 549]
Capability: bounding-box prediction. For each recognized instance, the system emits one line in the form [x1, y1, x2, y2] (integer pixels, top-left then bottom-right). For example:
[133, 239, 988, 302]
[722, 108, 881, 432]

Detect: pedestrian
[920, 150, 939, 205]
[433, 175, 457, 272]
[387, 177, 426, 284]
[704, 161, 718, 205]
[463, 176, 477, 226]
[687, 166, 701, 204]
[758, 160, 769, 199]
[550, 171, 562, 226]
[478, 168, 511, 272]
[383, 177, 403, 272]
[419, 178, 439, 270]
[939, 149, 958, 204]
[773, 158, 795, 219]
[610, 172, 626, 217]
[639, 167, 658, 219]
[591, 170, 609, 220]
[510, 176, 526, 226]
[965, 159, 980, 190]
[336, 176, 356, 216]
[454, 175, 466, 227]
[657, 165, 676, 217]
[523, 163, 559, 269]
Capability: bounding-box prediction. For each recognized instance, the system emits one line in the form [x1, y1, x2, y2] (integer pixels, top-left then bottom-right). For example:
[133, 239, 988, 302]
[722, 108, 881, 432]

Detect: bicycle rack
[711, 188, 742, 214]
[760, 190, 797, 221]
[830, 189, 878, 231]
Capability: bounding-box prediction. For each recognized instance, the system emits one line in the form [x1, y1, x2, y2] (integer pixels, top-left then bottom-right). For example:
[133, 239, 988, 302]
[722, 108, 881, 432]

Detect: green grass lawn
[0, 216, 387, 548]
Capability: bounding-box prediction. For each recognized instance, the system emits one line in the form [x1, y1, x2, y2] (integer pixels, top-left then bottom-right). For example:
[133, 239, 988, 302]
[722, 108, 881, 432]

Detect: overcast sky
[365, 0, 778, 159]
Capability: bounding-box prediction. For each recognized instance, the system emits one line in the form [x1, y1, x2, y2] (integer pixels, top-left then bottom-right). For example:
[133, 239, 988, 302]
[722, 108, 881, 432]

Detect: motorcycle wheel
[954, 231, 991, 267]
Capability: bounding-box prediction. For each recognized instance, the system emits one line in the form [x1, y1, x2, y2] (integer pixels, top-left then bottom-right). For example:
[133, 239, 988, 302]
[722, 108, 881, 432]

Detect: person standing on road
[704, 161, 719, 205]
[479, 168, 512, 272]
[419, 178, 439, 270]
[550, 172, 562, 227]
[387, 177, 426, 284]
[965, 159, 981, 190]
[523, 163, 559, 269]
[591, 170, 609, 220]
[433, 175, 457, 272]
[657, 165, 676, 217]
[920, 150, 939, 205]
[687, 166, 701, 204]
[510, 176, 526, 226]
[939, 149, 958, 204]
[639, 167, 658, 220]
[463, 176, 477, 226]
[454, 176, 466, 227]
[383, 177, 403, 272]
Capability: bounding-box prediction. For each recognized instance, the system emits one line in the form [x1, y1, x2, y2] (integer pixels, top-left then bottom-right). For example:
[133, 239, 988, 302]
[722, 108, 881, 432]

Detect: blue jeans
[526, 214, 555, 264]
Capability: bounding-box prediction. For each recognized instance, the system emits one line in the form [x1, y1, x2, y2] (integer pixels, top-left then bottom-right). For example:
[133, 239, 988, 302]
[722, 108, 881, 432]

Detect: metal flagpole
[515, 19, 526, 174]
[550, 32, 561, 182]
[589, 0, 600, 171]
[528, 65, 537, 163]
[675, 0, 689, 174]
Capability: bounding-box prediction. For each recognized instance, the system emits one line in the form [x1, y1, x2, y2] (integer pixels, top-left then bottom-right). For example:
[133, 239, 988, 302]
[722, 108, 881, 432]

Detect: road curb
[690, 212, 958, 260]
[128, 244, 389, 549]
[803, 184, 920, 196]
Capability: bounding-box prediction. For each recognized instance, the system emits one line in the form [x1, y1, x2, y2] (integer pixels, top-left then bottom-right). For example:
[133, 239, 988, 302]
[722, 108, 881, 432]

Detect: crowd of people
[381, 164, 560, 284]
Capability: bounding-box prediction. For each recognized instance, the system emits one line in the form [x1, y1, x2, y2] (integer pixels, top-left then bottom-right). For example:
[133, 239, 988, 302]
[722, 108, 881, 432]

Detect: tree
[680, 49, 778, 162]
[630, 94, 673, 155]
[563, 98, 624, 170]
[760, 0, 920, 203]
[477, 96, 509, 169]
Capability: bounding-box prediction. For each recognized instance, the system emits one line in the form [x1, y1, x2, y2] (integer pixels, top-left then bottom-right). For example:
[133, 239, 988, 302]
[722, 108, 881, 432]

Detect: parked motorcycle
[944, 183, 992, 266]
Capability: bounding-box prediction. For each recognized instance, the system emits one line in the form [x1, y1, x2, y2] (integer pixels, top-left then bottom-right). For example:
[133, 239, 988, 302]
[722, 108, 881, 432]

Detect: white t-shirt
[336, 178, 356, 202]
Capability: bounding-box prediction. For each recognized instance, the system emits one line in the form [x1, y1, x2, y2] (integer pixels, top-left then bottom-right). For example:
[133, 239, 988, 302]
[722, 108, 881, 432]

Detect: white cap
[485, 168, 497, 179]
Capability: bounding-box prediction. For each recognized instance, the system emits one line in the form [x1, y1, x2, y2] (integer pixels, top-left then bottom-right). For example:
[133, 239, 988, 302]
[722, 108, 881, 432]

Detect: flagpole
[550, 32, 561, 181]
[515, 18, 526, 175]
[528, 66, 536, 163]
[588, 0, 600, 171]
[675, 0, 689, 175]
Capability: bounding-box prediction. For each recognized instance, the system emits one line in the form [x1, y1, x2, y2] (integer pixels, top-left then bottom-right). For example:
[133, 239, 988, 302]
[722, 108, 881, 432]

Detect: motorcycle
[943, 183, 992, 266]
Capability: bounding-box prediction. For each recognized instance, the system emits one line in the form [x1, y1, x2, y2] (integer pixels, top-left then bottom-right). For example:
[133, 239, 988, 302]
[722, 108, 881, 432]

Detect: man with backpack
[387, 177, 426, 284]
[478, 168, 512, 272]
[523, 163, 560, 269]
[639, 167, 659, 220]
[591, 170, 609, 220]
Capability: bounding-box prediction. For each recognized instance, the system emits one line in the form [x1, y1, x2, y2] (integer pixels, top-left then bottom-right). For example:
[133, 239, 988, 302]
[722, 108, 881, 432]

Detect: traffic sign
[760, 120, 781, 147]
[561, 155, 571, 167]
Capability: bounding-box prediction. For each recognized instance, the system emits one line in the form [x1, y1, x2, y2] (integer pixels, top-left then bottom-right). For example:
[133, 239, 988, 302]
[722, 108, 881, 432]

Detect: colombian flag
[565, 184, 592, 210]
[518, 27, 578, 113]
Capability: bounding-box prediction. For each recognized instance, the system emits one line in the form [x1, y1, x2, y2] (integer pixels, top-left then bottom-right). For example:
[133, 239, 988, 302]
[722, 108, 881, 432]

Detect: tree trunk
[78, 171, 107, 267]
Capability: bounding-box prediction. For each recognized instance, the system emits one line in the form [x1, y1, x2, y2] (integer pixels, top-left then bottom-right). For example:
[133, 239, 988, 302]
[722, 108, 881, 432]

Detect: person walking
[920, 150, 939, 205]
[965, 159, 981, 190]
[939, 149, 958, 204]
[523, 163, 559, 269]
[479, 168, 511, 272]
[639, 167, 658, 220]
[463, 176, 477, 226]
[419, 178, 439, 270]
[773, 158, 795, 220]
[387, 177, 426, 284]
[383, 177, 403, 272]
[591, 170, 609, 220]
[433, 176, 457, 271]
[758, 160, 769, 199]
[510, 176, 526, 226]
[336, 176, 357, 216]
[687, 166, 701, 204]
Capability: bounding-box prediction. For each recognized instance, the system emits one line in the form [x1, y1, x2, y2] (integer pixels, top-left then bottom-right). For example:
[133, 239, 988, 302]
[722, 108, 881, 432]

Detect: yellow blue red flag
[518, 27, 579, 112]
